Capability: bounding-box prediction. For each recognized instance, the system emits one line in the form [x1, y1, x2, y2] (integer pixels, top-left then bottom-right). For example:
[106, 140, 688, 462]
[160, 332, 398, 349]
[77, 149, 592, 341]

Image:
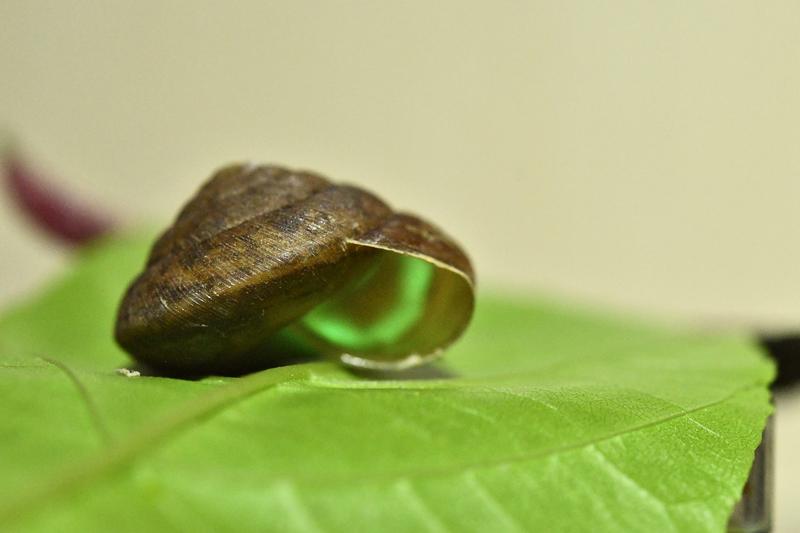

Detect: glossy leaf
[0, 234, 773, 532]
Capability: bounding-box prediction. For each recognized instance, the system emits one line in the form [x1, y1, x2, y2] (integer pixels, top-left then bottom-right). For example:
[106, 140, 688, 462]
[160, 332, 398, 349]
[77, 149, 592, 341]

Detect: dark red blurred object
[3, 149, 115, 245]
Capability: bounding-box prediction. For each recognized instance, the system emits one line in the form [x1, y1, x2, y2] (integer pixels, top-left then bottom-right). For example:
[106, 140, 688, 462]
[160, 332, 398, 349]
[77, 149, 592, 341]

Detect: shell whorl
[115, 164, 474, 375]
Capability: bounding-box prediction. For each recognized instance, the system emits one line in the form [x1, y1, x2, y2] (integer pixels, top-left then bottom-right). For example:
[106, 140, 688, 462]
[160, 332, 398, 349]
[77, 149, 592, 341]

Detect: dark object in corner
[759, 334, 800, 389]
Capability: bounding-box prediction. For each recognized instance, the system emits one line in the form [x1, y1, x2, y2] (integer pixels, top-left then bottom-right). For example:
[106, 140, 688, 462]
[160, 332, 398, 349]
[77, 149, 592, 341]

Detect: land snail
[115, 163, 475, 375]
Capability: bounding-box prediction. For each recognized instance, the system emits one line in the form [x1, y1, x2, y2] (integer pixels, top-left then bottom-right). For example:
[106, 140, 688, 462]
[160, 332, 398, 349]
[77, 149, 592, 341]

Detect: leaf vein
[464, 471, 525, 532]
[394, 479, 450, 533]
[276, 482, 324, 533]
[40, 357, 112, 445]
[587, 445, 676, 532]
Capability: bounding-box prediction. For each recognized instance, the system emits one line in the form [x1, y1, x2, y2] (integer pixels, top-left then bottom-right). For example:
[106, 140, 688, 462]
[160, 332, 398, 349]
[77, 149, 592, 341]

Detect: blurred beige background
[1, 1, 798, 530]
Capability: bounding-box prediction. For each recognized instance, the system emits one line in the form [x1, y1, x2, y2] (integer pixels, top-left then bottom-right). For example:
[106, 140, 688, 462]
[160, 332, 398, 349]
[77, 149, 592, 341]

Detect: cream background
[1, 2, 798, 530]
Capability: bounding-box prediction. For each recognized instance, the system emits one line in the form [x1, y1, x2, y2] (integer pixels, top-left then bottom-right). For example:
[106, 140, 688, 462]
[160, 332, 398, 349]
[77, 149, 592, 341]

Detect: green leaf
[0, 233, 773, 532]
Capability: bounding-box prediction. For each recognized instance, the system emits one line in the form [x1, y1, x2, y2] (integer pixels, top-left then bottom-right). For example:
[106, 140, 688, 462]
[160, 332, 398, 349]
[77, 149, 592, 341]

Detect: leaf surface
[0, 234, 773, 532]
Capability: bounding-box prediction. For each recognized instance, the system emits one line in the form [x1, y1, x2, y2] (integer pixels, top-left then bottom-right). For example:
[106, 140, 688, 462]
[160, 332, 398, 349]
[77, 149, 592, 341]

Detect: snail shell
[115, 164, 475, 375]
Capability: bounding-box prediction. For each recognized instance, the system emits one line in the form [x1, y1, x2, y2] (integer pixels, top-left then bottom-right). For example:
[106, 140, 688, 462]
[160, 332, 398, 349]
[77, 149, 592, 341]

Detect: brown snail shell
[115, 163, 475, 375]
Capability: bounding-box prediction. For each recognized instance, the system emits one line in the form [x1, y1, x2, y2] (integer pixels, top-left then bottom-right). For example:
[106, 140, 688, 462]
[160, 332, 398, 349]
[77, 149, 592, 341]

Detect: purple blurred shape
[2, 149, 115, 246]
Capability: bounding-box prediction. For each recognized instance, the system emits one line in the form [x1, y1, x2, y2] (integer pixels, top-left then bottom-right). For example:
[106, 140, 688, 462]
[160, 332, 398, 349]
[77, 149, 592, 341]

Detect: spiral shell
[115, 163, 475, 375]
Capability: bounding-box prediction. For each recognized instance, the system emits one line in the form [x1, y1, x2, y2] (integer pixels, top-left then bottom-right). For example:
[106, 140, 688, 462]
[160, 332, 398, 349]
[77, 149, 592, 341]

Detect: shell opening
[293, 246, 474, 369]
